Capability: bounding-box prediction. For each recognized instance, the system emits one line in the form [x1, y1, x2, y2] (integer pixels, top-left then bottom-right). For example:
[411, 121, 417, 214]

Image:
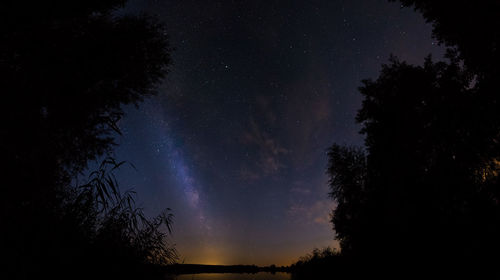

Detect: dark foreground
[163, 264, 290, 274]
[173, 272, 290, 280]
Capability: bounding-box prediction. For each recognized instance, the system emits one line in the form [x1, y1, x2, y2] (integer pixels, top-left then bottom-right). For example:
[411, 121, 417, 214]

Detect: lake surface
[173, 272, 291, 280]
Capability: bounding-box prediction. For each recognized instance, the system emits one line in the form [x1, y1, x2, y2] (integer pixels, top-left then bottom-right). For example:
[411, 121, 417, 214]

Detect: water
[174, 272, 291, 280]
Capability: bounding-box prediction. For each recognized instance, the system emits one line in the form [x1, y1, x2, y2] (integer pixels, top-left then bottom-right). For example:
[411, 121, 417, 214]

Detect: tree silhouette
[306, 1, 500, 276]
[392, 0, 500, 76]
[328, 53, 500, 271]
[0, 1, 173, 278]
[390, 1, 500, 192]
[327, 145, 366, 255]
[1, 0, 170, 196]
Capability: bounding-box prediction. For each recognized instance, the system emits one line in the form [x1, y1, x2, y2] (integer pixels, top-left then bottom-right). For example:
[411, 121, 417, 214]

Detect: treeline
[163, 264, 290, 274]
[294, 0, 500, 277]
[1, 1, 175, 279]
[289, 248, 346, 278]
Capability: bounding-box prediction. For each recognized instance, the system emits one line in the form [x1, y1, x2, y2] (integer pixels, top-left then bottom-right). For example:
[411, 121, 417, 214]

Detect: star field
[112, 0, 444, 266]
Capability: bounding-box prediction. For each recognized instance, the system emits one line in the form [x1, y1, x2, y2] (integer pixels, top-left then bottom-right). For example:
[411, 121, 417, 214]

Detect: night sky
[110, 0, 444, 266]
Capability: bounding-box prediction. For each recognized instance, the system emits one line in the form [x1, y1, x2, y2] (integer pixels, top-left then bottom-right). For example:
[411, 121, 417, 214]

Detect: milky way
[155, 106, 210, 233]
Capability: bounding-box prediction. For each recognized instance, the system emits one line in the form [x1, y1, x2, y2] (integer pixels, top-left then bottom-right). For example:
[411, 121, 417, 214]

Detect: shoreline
[162, 264, 291, 275]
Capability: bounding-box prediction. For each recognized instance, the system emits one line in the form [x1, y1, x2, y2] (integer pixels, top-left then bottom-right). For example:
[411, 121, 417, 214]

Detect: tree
[327, 1, 500, 266]
[0, 1, 173, 278]
[390, 1, 500, 170]
[1, 0, 170, 197]
[392, 0, 500, 76]
[327, 145, 366, 255]
[328, 54, 500, 266]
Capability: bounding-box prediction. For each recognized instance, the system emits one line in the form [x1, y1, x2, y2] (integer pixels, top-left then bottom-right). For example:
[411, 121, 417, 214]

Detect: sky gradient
[110, 0, 444, 266]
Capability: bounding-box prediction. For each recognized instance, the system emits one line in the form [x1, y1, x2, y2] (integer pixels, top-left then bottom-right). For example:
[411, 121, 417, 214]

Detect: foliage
[328, 52, 500, 259]
[6, 158, 178, 279]
[325, 2, 500, 267]
[391, 0, 500, 76]
[1, 0, 170, 208]
[72, 158, 178, 266]
[0, 1, 174, 278]
[290, 248, 346, 279]
[327, 145, 366, 254]
[297, 247, 340, 263]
